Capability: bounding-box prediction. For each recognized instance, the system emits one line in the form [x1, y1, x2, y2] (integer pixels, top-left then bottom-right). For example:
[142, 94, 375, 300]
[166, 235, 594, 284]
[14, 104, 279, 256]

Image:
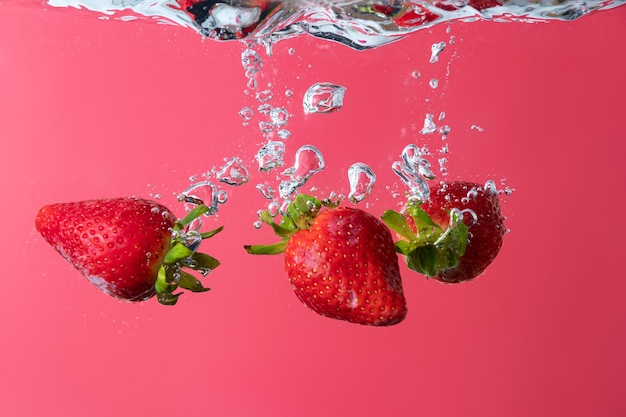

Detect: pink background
[1, 2, 626, 416]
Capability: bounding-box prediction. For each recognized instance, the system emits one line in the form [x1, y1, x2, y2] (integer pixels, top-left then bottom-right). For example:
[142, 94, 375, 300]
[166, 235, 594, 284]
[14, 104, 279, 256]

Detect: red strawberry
[245, 195, 407, 326]
[35, 197, 222, 305]
[383, 181, 505, 283]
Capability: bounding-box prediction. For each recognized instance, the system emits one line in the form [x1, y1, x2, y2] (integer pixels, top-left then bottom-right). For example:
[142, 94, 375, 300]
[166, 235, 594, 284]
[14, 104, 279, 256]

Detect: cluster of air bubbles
[392, 144, 437, 202]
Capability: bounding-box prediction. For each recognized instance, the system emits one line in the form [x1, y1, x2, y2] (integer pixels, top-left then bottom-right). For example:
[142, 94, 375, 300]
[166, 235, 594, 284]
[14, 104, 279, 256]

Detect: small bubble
[285, 89, 294, 97]
[471, 124, 484, 132]
[270, 107, 289, 126]
[253, 220, 263, 229]
[288, 47, 296, 55]
[278, 129, 292, 139]
[411, 70, 421, 79]
[430, 41, 446, 63]
[429, 79, 439, 89]
[239, 107, 254, 121]
[256, 89, 273, 102]
[256, 183, 275, 200]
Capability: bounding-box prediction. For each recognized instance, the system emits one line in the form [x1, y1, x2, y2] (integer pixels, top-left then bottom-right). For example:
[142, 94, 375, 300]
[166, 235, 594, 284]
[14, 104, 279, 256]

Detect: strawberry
[35, 197, 222, 305]
[245, 195, 407, 326]
[383, 181, 505, 283]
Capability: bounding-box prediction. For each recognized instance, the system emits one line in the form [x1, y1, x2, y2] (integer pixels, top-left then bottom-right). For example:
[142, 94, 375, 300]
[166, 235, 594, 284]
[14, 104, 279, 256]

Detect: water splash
[46, 0, 626, 50]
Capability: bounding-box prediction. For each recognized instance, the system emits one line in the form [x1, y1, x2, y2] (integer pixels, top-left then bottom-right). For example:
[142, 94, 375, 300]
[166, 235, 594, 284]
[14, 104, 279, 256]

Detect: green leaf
[188, 251, 220, 271]
[287, 194, 322, 230]
[176, 204, 210, 229]
[157, 291, 181, 306]
[178, 271, 210, 293]
[406, 245, 439, 277]
[200, 225, 224, 240]
[259, 210, 295, 238]
[163, 243, 194, 265]
[381, 210, 417, 242]
[244, 240, 288, 255]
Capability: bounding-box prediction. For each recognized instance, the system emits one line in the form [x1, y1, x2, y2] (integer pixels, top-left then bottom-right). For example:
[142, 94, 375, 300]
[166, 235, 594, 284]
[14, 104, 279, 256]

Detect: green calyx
[244, 194, 324, 255]
[381, 200, 468, 277]
[155, 204, 223, 305]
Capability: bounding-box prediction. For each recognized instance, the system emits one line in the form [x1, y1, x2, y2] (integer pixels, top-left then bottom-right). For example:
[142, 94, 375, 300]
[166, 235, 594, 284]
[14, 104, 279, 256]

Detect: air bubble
[348, 163, 376, 204]
[303, 83, 346, 114]
[217, 157, 249, 186]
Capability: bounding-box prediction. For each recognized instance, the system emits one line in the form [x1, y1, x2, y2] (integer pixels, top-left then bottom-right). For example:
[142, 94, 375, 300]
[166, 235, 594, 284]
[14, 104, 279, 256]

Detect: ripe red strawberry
[383, 181, 505, 283]
[35, 197, 222, 305]
[245, 195, 407, 326]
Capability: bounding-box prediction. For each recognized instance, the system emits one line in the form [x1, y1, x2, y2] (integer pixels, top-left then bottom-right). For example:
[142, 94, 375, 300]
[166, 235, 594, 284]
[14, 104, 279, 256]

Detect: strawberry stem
[155, 204, 223, 306]
[382, 201, 468, 278]
[244, 194, 326, 256]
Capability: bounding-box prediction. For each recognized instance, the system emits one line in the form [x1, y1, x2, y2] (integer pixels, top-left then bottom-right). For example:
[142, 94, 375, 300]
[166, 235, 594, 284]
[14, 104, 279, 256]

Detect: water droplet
[348, 163, 376, 204]
[256, 89, 273, 102]
[429, 78, 439, 89]
[288, 47, 296, 55]
[257, 140, 285, 172]
[471, 124, 484, 132]
[285, 89, 294, 97]
[303, 83, 346, 114]
[216, 157, 249, 186]
[270, 107, 289, 126]
[429, 41, 446, 63]
[253, 220, 263, 229]
[239, 107, 254, 121]
[279, 145, 325, 198]
[411, 70, 421, 79]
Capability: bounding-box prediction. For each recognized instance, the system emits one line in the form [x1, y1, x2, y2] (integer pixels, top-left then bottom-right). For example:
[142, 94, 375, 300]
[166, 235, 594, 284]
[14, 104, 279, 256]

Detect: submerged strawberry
[245, 195, 407, 326]
[35, 197, 222, 305]
[383, 181, 505, 283]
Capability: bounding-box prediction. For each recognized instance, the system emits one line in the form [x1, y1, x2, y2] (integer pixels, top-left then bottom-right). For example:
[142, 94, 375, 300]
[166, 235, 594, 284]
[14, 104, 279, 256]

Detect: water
[45, 0, 626, 49]
[4, 2, 626, 417]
